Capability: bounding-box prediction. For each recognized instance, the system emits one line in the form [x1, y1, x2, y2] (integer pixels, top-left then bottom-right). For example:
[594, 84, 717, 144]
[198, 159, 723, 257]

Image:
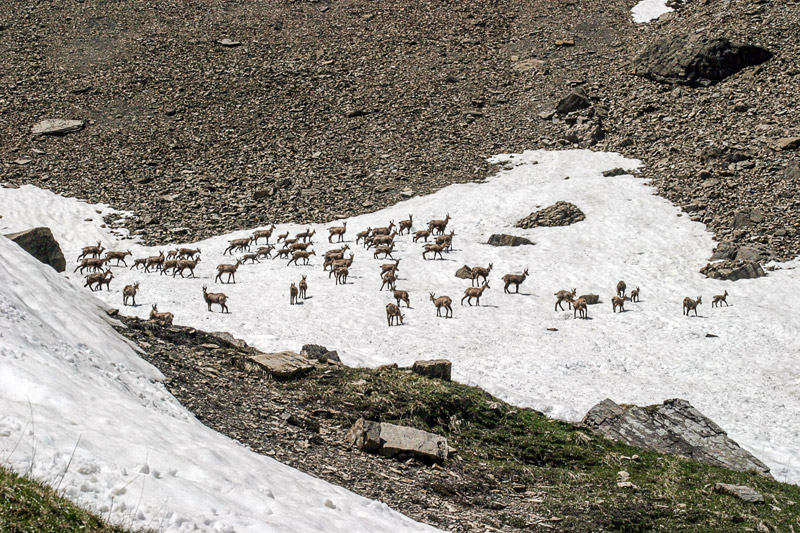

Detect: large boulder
[517, 201, 585, 228]
[345, 418, 448, 464]
[633, 35, 772, 87]
[4, 227, 66, 272]
[455, 265, 473, 279]
[300, 344, 341, 364]
[32, 119, 85, 136]
[700, 260, 766, 281]
[555, 87, 592, 115]
[412, 359, 452, 381]
[247, 351, 314, 379]
[487, 234, 534, 247]
[583, 398, 771, 477]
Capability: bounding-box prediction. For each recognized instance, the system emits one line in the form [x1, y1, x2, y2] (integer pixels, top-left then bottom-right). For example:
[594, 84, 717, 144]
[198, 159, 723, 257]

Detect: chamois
[159, 259, 179, 276]
[149, 304, 174, 326]
[288, 250, 316, 266]
[283, 237, 299, 247]
[502, 268, 529, 294]
[430, 292, 453, 318]
[174, 257, 201, 278]
[398, 215, 413, 235]
[296, 228, 316, 242]
[386, 303, 405, 326]
[470, 263, 493, 286]
[74, 257, 107, 274]
[380, 271, 397, 291]
[573, 297, 588, 319]
[328, 222, 347, 243]
[251, 224, 277, 245]
[256, 245, 274, 259]
[290, 241, 314, 252]
[373, 244, 395, 260]
[144, 251, 165, 273]
[85, 269, 113, 291]
[290, 283, 299, 305]
[335, 266, 349, 285]
[554, 288, 577, 311]
[413, 229, 431, 243]
[712, 290, 729, 307]
[177, 247, 201, 260]
[130, 257, 148, 270]
[224, 238, 250, 255]
[683, 296, 702, 316]
[327, 254, 354, 277]
[273, 247, 292, 259]
[78, 242, 104, 261]
[372, 221, 395, 236]
[428, 214, 451, 235]
[380, 259, 400, 277]
[435, 231, 455, 252]
[299, 275, 308, 299]
[371, 231, 398, 247]
[105, 250, 132, 266]
[166, 249, 179, 260]
[422, 242, 446, 260]
[240, 252, 261, 264]
[630, 287, 640, 303]
[356, 228, 372, 244]
[215, 258, 243, 284]
[462, 281, 490, 306]
[276, 231, 289, 243]
[203, 285, 229, 313]
[122, 282, 139, 306]
[616, 280, 627, 298]
[612, 294, 627, 313]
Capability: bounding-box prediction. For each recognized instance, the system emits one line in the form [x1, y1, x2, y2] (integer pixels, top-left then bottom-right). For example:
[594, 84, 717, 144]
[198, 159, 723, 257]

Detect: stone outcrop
[4, 227, 66, 272]
[714, 483, 765, 503]
[633, 35, 772, 87]
[31, 119, 85, 136]
[583, 398, 771, 477]
[579, 294, 600, 305]
[455, 265, 473, 279]
[555, 88, 591, 115]
[301, 344, 341, 364]
[412, 360, 452, 381]
[345, 418, 448, 464]
[516, 201, 585, 228]
[486, 234, 534, 247]
[247, 351, 314, 379]
[700, 260, 766, 281]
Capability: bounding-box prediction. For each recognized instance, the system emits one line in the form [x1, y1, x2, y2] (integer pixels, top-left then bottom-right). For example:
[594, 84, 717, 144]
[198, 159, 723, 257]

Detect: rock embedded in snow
[579, 294, 600, 305]
[583, 398, 772, 477]
[346, 418, 449, 465]
[4, 227, 66, 272]
[516, 201, 586, 228]
[486, 234, 534, 247]
[454, 265, 473, 279]
[32, 119, 85, 136]
[700, 260, 766, 281]
[301, 344, 341, 364]
[411, 359, 452, 381]
[714, 483, 765, 503]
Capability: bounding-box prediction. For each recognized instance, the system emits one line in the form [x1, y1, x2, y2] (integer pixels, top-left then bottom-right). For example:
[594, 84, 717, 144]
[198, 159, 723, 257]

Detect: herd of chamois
[73, 213, 731, 326]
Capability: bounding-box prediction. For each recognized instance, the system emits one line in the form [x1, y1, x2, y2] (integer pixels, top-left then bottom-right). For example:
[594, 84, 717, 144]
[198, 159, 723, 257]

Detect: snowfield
[1, 149, 799, 524]
[631, 0, 674, 23]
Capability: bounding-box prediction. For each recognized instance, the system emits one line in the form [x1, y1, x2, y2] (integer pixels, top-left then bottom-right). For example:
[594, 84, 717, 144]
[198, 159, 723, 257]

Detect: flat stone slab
[714, 483, 765, 503]
[32, 119, 85, 136]
[248, 351, 314, 379]
[346, 418, 448, 464]
[412, 359, 452, 381]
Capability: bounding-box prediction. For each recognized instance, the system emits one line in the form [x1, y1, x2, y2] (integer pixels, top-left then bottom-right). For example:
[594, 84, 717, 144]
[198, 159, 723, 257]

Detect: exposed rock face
[487, 234, 534, 247]
[516, 201, 585, 228]
[301, 344, 341, 364]
[412, 360, 452, 381]
[31, 119, 85, 136]
[455, 265, 473, 279]
[555, 88, 591, 115]
[700, 260, 766, 281]
[583, 398, 771, 477]
[247, 351, 314, 379]
[346, 418, 448, 464]
[4, 227, 66, 272]
[633, 35, 772, 87]
[714, 483, 765, 503]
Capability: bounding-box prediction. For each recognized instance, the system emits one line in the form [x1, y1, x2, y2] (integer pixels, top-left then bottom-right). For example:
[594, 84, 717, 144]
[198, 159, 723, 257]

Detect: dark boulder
[487, 234, 534, 247]
[4, 227, 66, 272]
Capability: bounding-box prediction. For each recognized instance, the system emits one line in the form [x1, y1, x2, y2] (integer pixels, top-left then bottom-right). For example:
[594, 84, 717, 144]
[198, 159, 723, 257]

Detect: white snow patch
[2, 148, 799, 487]
[632, 0, 673, 22]
[0, 237, 439, 532]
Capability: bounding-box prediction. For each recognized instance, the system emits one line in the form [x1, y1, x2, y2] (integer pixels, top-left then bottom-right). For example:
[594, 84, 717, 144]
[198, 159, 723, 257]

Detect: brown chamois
[105, 250, 132, 267]
[177, 247, 201, 260]
[74, 257, 108, 274]
[462, 281, 490, 306]
[470, 263, 493, 286]
[616, 280, 627, 298]
[122, 282, 139, 306]
[386, 303, 405, 326]
[573, 297, 588, 319]
[422, 242, 446, 260]
[296, 228, 316, 242]
[159, 259, 179, 276]
[290, 240, 314, 252]
[327, 254, 354, 277]
[435, 231, 455, 252]
[299, 275, 308, 299]
[712, 290, 728, 308]
[166, 249, 179, 260]
[276, 231, 289, 243]
[373, 243, 395, 260]
[290, 283, 299, 305]
[324, 244, 350, 260]
[85, 269, 113, 291]
[372, 221, 395, 236]
[78, 241, 104, 261]
[356, 228, 372, 244]
[144, 251, 165, 273]
[240, 253, 261, 264]
[273, 247, 292, 259]
[203, 285, 229, 313]
[683, 296, 702, 316]
[130, 257, 148, 270]
[328, 222, 347, 243]
[428, 214, 451, 235]
[380, 271, 397, 291]
[215, 258, 243, 284]
[612, 294, 627, 313]
[413, 229, 431, 243]
[554, 288, 577, 311]
[380, 259, 400, 277]
[149, 304, 174, 326]
[256, 245, 274, 259]
[251, 224, 277, 245]
[335, 266, 349, 285]
[398, 215, 413, 235]
[174, 257, 201, 278]
[630, 287, 640, 303]
[502, 268, 529, 294]
[371, 231, 398, 247]
[288, 250, 316, 266]
[430, 292, 453, 318]
[393, 289, 410, 308]
[224, 238, 251, 255]
[283, 237, 299, 247]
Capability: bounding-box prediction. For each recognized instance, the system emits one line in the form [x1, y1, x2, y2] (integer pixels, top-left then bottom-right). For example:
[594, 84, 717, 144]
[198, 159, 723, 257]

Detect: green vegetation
[0, 465, 130, 533]
[290, 366, 800, 531]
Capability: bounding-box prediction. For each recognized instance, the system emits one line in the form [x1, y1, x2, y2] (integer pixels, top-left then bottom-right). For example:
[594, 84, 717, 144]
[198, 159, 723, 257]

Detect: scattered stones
[486, 234, 534, 247]
[774, 137, 800, 151]
[455, 265, 473, 279]
[517, 201, 585, 228]
[247, 351, 314, 379]
[700, 260, 766, 281]
[583, 398, 771, 477]
[31, 119, 84, 136]
[411, 359, 452, 381]
[714, 483, 765, 503]
[633, 35, 773, 87]
[4, 227, 66, 272]
[346, 418, 449, 465]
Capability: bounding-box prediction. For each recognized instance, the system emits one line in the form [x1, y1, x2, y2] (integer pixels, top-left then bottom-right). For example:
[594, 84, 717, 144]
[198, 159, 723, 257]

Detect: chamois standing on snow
[122, 282, 139, 306]
[224, 238, 251, 255]
[386, 303, 405, 326]
[159, 259, 179, 276]
[240, 252, 261, 264]
[428, 214, 451, 235]
[166, 249, 179, 260]
[616, 280, 627, 298]
[683, 296, 702, 316]
[144, 251, 165, 273]
[290, 240, 314, 252]
[462, 282, 490, 306]
[380, 271, 397, 291]
[273, 247, 292, 259]
[177, 247, 201, 260]
[256, 245, 274, 259]
[380, 259, 400, 277]
[174, 257, 201, 278]
[288, 250, 316, 266]
[373, 243, 395, 260]
[371, 231, 398, 247]
[422, 242, 446, 260]
[149, 304, 173, 326]
[105, 250, 132, 266]
[327, 253, 354, 274]
[77, 242, 104, 260]
[85, 269, 113, 291]
[554, 288, 577, 311]
[630, 287, 640, 303]
[712, 290, 729, 307]
[130, 257, 148, 270]
[413, 228, 431, 242]
[290, 283, 299, 305]
[297, 228, 316, 242]
[470, 263, 493, 286]
[203, 285, 229, 313]
[573, 297, 588, 319]
[74, 257, 108, 274]
[430, 292, 453, 318]
[276, 231, 289, 243]
[299, 275, 308, 299]
[502, 268, 529, 294]
[435, 231, 455, 252]
[612, 295, 627, 313]
[394, 289, 410, 308]
[356, 228, 372, 244]
[328, 222, 347, 243]
[215, 258, 243, 284]
[335, 266, 349, 285]
[251, 224, 277, 245]
[398, 215, 413, 235]
[372, 221, 395, 236]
